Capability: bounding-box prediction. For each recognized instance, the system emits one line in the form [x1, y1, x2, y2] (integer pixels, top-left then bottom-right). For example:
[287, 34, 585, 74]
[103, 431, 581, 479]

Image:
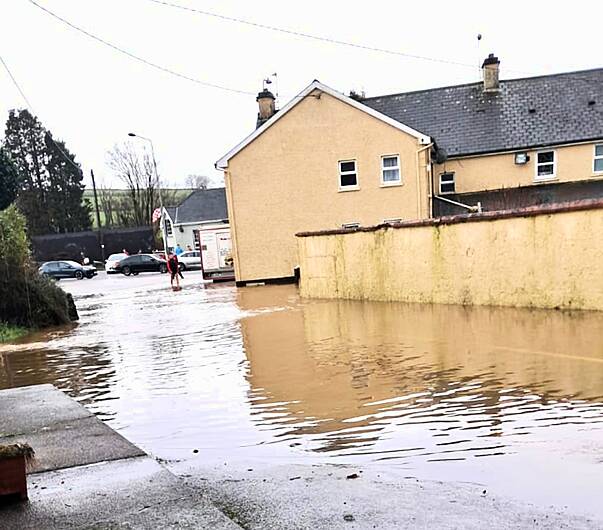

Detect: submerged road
[1, 272, 602, 527]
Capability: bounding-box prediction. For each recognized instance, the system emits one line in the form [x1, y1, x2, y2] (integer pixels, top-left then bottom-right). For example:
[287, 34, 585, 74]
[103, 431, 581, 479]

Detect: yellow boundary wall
[297, 200, 603, 310]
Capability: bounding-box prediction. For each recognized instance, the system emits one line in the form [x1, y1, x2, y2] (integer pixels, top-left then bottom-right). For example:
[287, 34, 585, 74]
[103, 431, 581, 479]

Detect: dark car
[114, 254, 168, 276]
[39, 260, 97, 280]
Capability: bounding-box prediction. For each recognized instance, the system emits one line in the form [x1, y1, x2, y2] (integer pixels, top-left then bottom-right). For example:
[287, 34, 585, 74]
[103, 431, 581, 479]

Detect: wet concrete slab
[0, 384, 143, 473]
[0, 384, 241, 529]
[1, 456, 240, 529]
[0, 384, 91, 436]
[178, 462, 602, 530]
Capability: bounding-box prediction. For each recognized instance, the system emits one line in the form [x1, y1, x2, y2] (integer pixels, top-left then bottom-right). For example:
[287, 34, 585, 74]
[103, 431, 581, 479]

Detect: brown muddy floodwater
[1, 273, 602, 516]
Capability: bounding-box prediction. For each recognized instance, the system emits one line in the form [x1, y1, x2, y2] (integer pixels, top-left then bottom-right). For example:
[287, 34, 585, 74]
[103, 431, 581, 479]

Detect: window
[439, 172, 455, 194]
[381, 155, 401, 185]
[339, 160, 358, 189]
[594, 144, 603, 173]
[535, 150, 556, 180]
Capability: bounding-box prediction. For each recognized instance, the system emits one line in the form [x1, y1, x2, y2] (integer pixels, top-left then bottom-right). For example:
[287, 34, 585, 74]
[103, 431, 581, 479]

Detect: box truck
[194, 228, 235, 281]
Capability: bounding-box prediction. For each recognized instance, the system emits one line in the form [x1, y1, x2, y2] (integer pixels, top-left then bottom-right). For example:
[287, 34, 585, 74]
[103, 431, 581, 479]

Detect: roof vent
[528, 108, 536, 114]
[588, 100, 596, 106]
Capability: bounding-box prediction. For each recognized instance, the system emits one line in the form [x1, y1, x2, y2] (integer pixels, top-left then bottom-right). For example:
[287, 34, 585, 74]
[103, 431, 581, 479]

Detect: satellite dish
[434, 147, 448, 164]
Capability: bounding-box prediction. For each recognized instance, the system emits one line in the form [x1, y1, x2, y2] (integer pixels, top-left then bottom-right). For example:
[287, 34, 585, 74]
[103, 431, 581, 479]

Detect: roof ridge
[362, 66, 603, 101]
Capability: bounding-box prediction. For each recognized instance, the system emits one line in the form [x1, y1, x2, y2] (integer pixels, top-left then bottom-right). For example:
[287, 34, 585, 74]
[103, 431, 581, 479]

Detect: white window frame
[338, 159, 359, 191]
[439, 172, 456, 195]
[380, 154, 401, 186]
[594, 144, 603, 174]
[535, 150, 556, 181]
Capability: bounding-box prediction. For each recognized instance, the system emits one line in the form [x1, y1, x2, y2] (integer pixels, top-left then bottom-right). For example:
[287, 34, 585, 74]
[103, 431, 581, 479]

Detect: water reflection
[238, 287, 603, 461]
[0, 343, 115, 408]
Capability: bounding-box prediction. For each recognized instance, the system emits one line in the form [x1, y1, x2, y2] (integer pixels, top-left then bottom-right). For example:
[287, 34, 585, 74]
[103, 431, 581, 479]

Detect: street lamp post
[128, 132, 169, 256]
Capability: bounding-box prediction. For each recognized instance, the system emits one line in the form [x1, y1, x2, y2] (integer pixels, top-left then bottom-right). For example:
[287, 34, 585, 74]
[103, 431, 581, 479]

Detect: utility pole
[90, 169, 105, 262]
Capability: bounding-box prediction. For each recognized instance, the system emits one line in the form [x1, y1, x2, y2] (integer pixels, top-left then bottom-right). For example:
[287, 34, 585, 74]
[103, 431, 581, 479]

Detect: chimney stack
[256, 89, 276, 128]
[482, 53, 500, 92]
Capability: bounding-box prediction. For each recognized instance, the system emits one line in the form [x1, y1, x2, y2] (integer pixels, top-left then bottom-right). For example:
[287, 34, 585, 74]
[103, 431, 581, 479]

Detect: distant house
[162, 188, 233, 277]
[216, 55, 603, 285]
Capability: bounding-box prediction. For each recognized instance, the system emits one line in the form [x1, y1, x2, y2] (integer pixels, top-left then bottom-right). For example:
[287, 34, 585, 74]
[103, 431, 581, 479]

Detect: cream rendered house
[216, 56, 603, 285]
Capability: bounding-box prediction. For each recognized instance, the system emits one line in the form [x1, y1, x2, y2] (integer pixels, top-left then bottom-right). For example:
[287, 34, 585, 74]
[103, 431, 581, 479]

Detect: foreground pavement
[170, 461, 602, 530]
[0, 384, 240, 529]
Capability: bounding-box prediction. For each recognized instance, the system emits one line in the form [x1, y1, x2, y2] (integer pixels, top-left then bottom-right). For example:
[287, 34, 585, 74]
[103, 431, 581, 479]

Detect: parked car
[177, 250, 202, 271]
[39, 260, 97, 280]
[113, 254, 168, 276]
[105, 253, 128, 274]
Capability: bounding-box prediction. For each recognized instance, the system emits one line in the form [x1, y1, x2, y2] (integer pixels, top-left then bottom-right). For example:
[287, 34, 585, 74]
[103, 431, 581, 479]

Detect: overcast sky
[1, 0, 602, 189]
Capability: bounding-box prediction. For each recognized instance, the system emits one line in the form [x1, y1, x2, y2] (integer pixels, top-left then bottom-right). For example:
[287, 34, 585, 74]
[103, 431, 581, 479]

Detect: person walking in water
[167, 251, 183, 290]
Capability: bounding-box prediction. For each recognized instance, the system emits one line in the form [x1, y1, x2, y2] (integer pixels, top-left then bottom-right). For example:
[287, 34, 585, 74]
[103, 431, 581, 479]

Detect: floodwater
[1, 274, 602, 516]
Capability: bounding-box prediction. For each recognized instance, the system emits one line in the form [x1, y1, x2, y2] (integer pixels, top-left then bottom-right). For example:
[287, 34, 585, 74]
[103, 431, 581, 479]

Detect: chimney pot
[482, 53, 500, 92]
[256, 89, 276, 128]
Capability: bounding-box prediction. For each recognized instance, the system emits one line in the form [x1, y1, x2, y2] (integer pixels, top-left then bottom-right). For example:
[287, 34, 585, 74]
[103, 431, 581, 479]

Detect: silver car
[105, 253, 128, 274]
[177, 250, 202, 271]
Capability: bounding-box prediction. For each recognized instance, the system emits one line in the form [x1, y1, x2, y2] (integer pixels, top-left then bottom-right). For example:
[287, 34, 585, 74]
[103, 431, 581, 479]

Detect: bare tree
[106, 143, 158, 227]
[185, 174, 210, 190]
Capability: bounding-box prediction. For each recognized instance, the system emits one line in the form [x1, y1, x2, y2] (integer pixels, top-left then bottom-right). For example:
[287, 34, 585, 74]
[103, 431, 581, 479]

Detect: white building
[162, 188, 233, 277]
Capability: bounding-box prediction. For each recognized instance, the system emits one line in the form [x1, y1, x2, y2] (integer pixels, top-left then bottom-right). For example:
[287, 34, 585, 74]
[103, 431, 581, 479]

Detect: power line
[27, 0, 257, 96]
[0, 55, 35, 110]
[144, 0, 483, 70]
[0, 52, 86, 174]
[137, 0, 603, 87]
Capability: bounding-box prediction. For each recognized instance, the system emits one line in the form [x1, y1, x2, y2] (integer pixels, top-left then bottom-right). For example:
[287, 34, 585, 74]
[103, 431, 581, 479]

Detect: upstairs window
[535, 150, 556, 180]
[381, 155, 401, 185]
[439, 172, 456, 194]
[339, 160, 358, 189]
[594, 144, 603, 173]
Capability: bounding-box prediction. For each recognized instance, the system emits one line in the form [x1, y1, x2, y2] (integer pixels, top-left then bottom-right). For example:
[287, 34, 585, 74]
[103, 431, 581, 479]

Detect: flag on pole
[152, 208, 162, 223]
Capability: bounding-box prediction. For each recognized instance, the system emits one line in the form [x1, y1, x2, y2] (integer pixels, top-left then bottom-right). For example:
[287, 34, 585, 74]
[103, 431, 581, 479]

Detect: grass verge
[0, 323, 28, 343]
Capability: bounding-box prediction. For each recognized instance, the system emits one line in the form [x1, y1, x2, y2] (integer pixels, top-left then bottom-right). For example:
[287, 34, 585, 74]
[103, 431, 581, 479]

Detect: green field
[83, 188, 194, 229]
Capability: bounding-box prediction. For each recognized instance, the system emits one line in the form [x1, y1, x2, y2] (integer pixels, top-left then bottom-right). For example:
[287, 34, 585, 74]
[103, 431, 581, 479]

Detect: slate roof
[362, 68, 603, 157]
[165, 206, 177, 222]
[169, 188, 228, 224]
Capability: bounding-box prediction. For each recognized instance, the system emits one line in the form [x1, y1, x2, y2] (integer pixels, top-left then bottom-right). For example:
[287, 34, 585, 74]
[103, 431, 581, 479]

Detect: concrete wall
[225, 89, 430, 283]
[297, 200, 603, 310]
[434, 142, 603, 194]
